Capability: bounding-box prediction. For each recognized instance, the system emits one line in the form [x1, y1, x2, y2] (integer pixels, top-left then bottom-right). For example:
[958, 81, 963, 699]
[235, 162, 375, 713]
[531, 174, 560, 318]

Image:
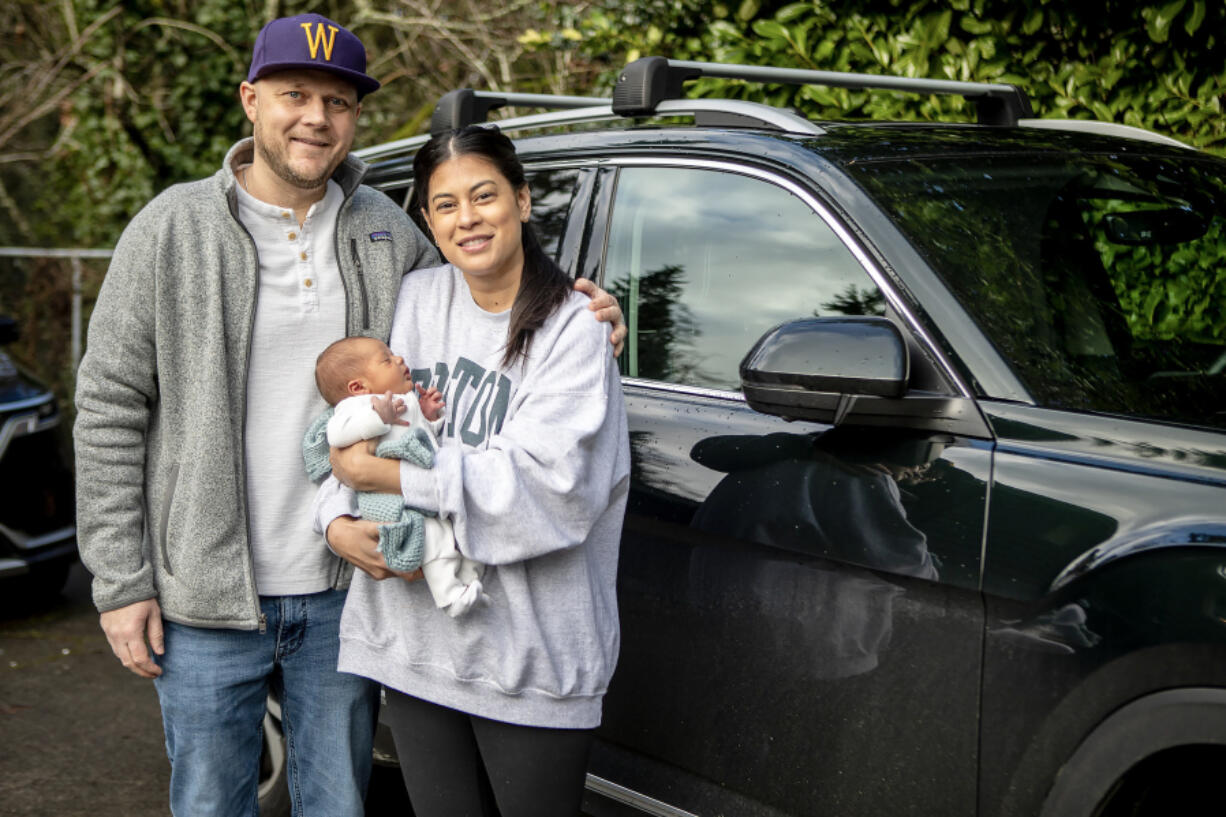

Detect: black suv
[288, 58, 1226, 817]
[0, 316, 77, 598]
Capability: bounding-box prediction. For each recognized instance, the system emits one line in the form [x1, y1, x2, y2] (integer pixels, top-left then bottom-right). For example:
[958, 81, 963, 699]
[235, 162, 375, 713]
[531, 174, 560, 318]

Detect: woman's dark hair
[413, 125, 571, 369]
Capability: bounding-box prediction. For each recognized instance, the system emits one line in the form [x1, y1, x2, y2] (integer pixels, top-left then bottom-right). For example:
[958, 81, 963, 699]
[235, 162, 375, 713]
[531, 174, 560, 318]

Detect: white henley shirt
[235, 175, 347, 595]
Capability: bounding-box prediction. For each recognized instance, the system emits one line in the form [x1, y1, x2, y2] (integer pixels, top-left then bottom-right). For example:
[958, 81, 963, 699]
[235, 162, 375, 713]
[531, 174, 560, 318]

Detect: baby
[308, 336, 484, 617]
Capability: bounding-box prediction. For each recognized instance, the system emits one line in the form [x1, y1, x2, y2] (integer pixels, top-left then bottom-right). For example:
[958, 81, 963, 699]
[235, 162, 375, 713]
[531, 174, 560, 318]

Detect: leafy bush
[569, 0, 1226, 152]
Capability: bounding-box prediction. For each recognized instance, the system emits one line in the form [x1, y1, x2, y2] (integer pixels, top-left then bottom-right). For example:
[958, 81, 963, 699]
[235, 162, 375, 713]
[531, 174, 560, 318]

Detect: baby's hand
[372, 391, 409, 426]
[417, 385, 445, 422]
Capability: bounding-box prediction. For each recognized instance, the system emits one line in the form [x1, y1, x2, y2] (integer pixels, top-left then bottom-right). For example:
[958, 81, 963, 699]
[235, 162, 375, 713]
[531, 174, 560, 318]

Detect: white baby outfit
[328, 394, 484, 617]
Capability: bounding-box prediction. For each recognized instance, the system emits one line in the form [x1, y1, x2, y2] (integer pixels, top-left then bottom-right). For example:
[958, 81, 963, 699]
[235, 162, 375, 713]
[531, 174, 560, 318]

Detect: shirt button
[281, 211, 291, 219]
[304, 278, 313, 288]
[300, 252, 308, 261]
[288, 232, 297, 240]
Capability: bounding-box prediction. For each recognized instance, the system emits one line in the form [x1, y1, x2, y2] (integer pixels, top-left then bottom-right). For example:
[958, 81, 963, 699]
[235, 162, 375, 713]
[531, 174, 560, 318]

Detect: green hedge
[571, 0, 1226, 152]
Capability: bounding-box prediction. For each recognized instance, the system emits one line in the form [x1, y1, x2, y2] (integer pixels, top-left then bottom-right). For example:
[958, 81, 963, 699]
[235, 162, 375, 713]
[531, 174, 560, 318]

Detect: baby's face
[358, 339, 413, 395]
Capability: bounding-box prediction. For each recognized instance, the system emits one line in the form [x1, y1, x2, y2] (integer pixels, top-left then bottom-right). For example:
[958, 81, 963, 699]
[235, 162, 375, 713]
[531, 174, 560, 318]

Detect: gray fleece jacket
[73, 138, 438, 629]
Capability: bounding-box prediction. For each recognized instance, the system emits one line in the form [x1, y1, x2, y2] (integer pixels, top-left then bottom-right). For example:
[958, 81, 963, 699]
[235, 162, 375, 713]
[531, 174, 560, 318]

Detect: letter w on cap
[300, 22, 338, 61]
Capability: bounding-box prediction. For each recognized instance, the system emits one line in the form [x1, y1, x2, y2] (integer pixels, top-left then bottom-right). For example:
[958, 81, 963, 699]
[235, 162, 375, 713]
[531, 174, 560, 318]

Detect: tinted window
[603, 166, 883, 391]
[850, 154, 1226, 430]
[525, 168, 580, 260]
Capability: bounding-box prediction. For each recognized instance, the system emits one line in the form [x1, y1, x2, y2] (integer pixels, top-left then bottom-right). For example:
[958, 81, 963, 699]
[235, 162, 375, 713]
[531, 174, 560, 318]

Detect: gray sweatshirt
[74, 139, 438, 627]
[316, 264, 630, 728]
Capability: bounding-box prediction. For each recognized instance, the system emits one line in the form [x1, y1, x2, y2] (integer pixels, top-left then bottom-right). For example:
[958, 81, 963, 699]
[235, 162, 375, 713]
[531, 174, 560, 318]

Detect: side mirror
[740, 317, 908, 423]
[740, 316, 991, 437]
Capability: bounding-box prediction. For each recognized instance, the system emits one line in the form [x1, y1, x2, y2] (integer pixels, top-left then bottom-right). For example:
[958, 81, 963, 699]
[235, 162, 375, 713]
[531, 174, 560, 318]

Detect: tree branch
[129, 17, 244, 67]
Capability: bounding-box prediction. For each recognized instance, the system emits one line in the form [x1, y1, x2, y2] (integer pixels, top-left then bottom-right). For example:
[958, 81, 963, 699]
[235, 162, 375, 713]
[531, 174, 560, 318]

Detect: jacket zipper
[351, 238, 370, 330]
[229, 185, 265, 629]
[332, 188, 361, 589]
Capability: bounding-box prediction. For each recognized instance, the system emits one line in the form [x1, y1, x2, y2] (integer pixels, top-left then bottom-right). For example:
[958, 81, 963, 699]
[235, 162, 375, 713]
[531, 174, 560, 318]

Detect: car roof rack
[426, 86, 826, 137]
[358, 93, 826, 164]
[361, 57, 1137, 164]
[355, 59, 1191, 165]
[612, 57, 1033, 126]
[422, 57, 1031, 139]
[1017, 118, 1194, 149]
[430, 90, 612, 136]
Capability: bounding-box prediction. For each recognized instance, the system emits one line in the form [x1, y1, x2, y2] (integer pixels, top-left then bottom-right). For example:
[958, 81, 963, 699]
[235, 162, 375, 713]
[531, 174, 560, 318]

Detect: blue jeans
[153, 589, 379, 817]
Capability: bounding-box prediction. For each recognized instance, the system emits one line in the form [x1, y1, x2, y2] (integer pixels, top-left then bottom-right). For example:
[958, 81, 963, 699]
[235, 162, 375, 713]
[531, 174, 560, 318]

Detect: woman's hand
[326, 516, 424, 583]
[330, 440, 401, 493]
[573, 277, 627, 357]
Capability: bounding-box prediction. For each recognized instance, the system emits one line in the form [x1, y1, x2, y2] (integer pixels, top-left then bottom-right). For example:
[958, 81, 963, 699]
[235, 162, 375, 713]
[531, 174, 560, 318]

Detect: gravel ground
[0, 563, 169, 816]
[0, 562, 410, 816]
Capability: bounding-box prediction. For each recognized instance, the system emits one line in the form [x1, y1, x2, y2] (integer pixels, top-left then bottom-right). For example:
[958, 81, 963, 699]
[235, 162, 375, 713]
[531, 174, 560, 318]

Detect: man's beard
[253, 123, 340, 190]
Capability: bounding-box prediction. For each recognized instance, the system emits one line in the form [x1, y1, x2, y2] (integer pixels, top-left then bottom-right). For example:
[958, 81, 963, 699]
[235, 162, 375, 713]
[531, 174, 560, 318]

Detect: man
[74, 14, 622, 816]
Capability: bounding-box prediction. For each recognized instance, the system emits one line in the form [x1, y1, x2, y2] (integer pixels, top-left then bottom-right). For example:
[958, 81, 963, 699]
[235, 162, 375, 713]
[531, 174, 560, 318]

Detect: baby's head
[315, 337, 413, 405]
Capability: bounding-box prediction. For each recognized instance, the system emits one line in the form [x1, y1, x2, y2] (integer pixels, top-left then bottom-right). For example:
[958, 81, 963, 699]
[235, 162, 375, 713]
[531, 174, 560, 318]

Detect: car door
[836, 150, 1226, 817]
[580, 159, 991, 817]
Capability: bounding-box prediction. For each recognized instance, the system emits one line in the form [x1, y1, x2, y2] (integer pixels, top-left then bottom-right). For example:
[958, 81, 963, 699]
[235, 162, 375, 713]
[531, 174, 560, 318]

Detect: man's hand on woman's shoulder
[573, 278, 626, 357]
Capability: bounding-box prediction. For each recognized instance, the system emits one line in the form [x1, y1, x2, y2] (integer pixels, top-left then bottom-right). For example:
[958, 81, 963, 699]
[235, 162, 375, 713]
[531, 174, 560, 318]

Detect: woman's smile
[457, 233, 494, 252]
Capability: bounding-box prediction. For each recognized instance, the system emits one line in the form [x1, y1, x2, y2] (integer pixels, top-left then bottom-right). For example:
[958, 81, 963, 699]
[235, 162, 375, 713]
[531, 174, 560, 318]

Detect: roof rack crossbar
[357, 97, 833, 164]
[430, 89, 613, 135]
[612, 57, 1034, 127]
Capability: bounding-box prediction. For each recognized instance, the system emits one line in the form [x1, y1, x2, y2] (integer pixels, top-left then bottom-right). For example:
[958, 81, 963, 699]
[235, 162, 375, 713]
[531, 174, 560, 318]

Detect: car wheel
[259, 700, 291, 817]
[1093, 744, 1226, 817]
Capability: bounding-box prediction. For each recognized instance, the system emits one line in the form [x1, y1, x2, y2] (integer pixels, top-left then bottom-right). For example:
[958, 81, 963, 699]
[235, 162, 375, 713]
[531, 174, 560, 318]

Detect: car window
[524, 168, 581, 261]
[603, 166, 884, 392]
[403, 167, 580, 262]
[849, 154, 1226, 430]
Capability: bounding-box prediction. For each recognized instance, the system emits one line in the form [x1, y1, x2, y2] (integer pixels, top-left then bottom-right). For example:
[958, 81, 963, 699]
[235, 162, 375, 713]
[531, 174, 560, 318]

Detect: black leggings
[383, 689, 594, 817]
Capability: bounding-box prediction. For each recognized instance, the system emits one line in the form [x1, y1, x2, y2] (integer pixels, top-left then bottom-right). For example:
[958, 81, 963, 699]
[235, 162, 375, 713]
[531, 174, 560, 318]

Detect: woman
[316, 125, 630, 817]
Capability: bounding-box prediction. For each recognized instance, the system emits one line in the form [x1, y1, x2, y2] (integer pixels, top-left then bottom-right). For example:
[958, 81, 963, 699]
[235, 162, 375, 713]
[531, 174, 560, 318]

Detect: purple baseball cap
[247, 14, 380, 97]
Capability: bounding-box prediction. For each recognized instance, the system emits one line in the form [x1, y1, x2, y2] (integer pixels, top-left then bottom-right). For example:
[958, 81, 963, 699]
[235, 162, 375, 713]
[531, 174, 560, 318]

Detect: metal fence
[0, 247, 113, 373]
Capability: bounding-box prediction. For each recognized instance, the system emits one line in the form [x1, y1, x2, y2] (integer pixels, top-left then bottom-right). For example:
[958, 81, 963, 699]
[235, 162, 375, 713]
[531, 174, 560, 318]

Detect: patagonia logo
[369, 231, 393, 242]
[301, 22, 338, 61]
